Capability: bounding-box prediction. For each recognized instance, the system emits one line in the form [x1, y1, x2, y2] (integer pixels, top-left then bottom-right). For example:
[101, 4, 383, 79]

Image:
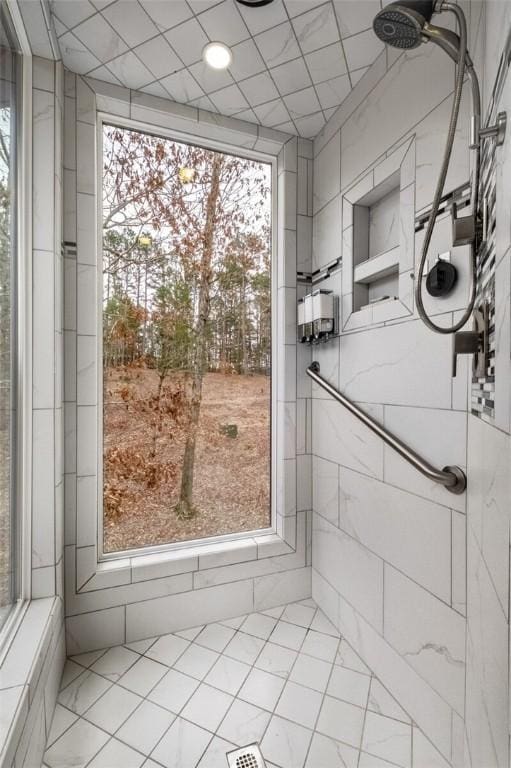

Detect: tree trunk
[176, 155, 223, 520]
[150, 371, 165, 459]
[240, 273, 247, 374]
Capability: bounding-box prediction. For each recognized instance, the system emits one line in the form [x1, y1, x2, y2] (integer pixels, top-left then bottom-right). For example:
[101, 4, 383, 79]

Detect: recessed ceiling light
[203, 41, 232, 70]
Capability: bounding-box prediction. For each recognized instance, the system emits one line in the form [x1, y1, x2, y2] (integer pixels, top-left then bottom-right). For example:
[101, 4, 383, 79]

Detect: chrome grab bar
[306, 362, 466, 494]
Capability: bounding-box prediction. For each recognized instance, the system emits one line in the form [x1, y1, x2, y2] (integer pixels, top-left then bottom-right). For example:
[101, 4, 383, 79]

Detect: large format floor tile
[44, 598, 438, 768]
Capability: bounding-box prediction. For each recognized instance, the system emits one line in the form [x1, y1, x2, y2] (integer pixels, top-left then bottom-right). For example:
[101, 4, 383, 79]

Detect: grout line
[317, 504, 458, 613]
[50, 599, 424, 768]
[56, 2, 388, 139]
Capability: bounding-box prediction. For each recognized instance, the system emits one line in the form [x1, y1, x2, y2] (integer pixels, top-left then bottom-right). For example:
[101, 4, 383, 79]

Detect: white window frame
[96, 114, 278, 561]
[68, 78, 303, 621]
[0, 0, 33, 661]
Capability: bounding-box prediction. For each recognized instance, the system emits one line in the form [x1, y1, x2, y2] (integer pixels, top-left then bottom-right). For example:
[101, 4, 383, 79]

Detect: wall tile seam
[1, 596, 63, 693]
[337, 94, 464, 199]
[66, 542, 309, 608]
[313, 563, 465, 720]
[70, 538, 301, 574]
[310, 386, 471, 414]
[466, 519, 509, 623]
[66, 566, 312, 644]
[67, 510, 309, 596]
[311, 450, 467, 512]
[316, 83, 456, 205]
[315, 66, 457, 173]
[65, 576, 255, 621]
[313, 51, 388, 157]
[5, 648, 63, 765]
[311, 190, 341, 224]
[2, 626, 63, 766]
[323, 576, 425, 758]
[313, 508, 459, 612]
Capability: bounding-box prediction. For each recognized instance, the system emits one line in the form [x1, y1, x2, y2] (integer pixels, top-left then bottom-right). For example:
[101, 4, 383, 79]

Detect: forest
[102, 124, 272, 553]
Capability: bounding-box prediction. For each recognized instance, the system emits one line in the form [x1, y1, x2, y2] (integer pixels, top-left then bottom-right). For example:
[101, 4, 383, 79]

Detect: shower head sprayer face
[373, 1, 434, 49]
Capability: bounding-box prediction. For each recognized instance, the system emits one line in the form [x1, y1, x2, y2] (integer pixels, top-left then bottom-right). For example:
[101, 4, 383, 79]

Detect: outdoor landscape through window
[102, 124, 272, 553]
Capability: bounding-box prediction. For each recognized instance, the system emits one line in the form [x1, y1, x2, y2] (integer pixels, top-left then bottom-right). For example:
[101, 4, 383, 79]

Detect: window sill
[82, 532, 294, 592]
[0, 597, 61, 766]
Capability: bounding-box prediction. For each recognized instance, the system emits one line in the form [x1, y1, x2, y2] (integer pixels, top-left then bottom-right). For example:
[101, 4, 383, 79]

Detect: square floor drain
[226, 743, 267, 768]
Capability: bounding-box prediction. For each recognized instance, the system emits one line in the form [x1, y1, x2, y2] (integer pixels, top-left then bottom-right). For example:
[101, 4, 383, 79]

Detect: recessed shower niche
[342, 138, 416, 329]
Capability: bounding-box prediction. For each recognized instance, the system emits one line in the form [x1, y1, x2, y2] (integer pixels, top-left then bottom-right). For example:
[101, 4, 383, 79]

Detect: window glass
[102, 125, 272, 553]
[0, 6, 19, 630]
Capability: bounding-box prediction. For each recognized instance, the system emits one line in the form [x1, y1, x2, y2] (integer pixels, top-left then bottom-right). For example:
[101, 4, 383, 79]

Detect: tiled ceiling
[50, 0, 386, 138]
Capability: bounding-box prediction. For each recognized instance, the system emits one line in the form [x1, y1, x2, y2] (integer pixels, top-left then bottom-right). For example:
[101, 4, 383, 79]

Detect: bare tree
[101, 124, 271, 530]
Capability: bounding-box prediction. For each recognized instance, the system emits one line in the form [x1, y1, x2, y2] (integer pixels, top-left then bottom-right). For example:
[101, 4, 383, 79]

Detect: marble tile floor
[43, 599, 439, 768]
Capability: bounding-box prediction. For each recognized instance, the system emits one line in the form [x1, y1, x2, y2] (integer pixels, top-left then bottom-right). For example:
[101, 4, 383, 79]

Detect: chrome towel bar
[307, 362, 466, 494]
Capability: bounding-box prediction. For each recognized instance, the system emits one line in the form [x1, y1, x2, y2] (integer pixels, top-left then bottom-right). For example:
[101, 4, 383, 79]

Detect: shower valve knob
[426, 258, 457, 297]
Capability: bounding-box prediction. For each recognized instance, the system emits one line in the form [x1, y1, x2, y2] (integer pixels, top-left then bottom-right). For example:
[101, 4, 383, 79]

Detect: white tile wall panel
[337, 466, 452, 603]
[67, 606, 126, 654]
[309, 7, 511, 765]
[464, 527, 509, 768]
[312, 513, 383, 633]
[125, 580, 254, 642]
[338, 319, 453, 408]
[383, 565, 466, 716]
[333, 586, 455, 762]
[312, 398, 384, 478]
[384, 409, 466, 501]
[467, 414, 510, 618]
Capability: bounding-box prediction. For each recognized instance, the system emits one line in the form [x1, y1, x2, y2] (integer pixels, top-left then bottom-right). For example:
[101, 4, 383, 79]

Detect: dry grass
[103, 368, 271, 553]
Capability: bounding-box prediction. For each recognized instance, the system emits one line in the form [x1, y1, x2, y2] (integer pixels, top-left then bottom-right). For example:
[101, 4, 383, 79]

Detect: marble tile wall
[1, 55, 66, 768]
[32, 56, 65, 603]
[311, 2, 511, 765]
[62, 77, 313, 653]
[463, 6, 511, 762]
[1, 600, 65, 768]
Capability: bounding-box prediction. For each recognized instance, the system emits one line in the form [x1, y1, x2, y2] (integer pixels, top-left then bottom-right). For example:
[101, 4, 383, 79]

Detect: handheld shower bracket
[478, 110, 507, 147]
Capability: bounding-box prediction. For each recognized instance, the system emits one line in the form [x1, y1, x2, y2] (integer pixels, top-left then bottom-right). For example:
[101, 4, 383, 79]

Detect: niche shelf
[341, 137, 416, 330]
[353, 244, 400, 285]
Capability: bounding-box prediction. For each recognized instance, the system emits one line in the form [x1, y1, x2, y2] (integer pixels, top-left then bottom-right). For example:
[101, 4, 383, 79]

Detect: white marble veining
[383, 565, 466, 716]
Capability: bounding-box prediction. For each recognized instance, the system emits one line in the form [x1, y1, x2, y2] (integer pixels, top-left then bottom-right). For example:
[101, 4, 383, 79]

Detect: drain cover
[226, 743, 267, 768]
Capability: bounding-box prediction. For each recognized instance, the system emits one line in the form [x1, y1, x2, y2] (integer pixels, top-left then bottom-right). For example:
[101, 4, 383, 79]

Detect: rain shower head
[373, 1, 434, 49]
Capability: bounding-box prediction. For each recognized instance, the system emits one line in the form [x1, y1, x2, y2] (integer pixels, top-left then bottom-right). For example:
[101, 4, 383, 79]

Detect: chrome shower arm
[422, 22, 468, 64]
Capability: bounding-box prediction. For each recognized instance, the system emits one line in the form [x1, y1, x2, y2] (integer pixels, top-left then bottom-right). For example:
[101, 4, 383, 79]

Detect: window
[102, 124, 273, 553]
[0, 7, 20, 631]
